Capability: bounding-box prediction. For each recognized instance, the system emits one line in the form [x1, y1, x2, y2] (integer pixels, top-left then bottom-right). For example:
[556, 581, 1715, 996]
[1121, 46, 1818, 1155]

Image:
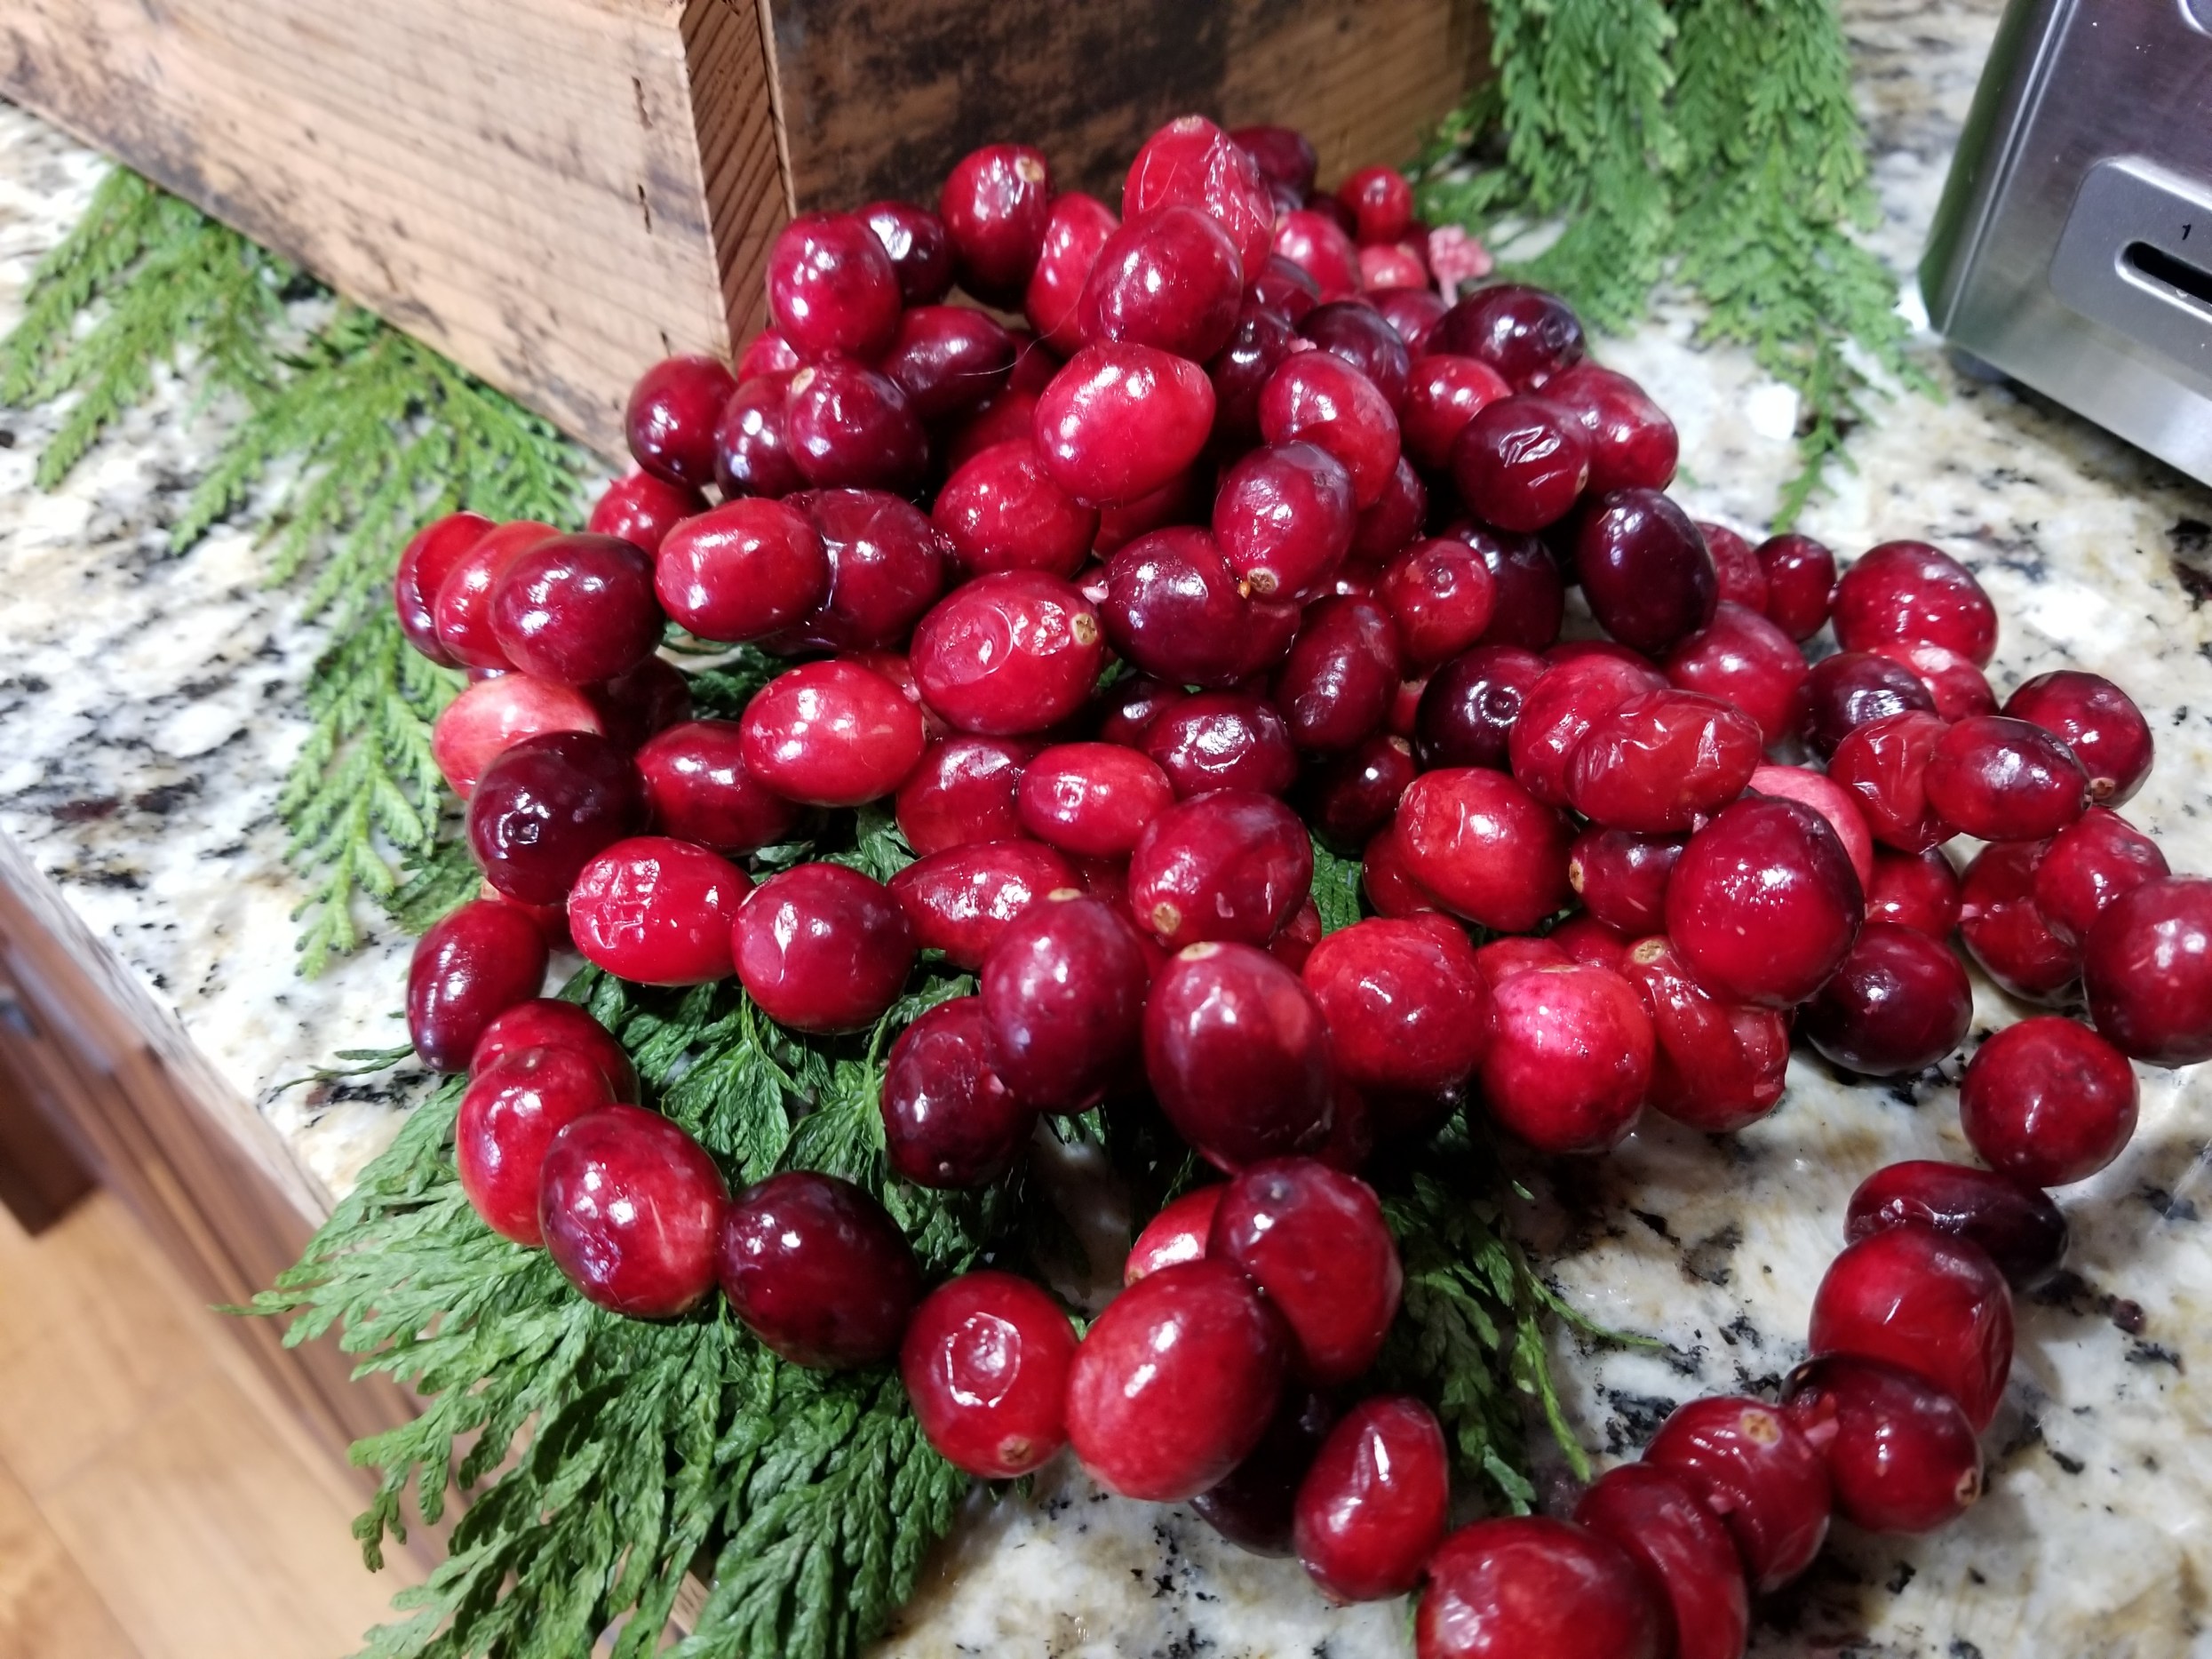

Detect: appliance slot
[2125, 241, 2212, 312]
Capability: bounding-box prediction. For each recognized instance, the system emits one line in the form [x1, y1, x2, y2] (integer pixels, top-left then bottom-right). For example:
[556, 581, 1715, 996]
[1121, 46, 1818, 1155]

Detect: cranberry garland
[379, 108, 2208, 1658]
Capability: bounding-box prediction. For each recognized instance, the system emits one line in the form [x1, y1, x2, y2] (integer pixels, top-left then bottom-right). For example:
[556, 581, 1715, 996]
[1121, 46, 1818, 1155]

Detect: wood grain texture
[0, 1456, 137, 1659]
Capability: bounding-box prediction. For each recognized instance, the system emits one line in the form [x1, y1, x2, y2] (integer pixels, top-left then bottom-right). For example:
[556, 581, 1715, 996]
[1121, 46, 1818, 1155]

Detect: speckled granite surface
[5, 1, 2212, 1654]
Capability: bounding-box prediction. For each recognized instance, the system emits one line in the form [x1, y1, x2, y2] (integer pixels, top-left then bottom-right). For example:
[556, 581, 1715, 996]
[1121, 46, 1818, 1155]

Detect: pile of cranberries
[386, 108, 2208, 1656]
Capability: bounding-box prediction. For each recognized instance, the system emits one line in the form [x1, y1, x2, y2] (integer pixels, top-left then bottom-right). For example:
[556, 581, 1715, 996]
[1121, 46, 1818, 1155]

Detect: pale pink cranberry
[432, 674, 603, 799]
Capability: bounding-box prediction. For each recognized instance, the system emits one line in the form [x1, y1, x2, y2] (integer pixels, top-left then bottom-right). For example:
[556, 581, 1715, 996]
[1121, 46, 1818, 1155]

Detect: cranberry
[1125, 115, 1274, 275]
[407, 898, 549, 1072]
[2008, 670, 2155, 805]
[1542, 363, 1677, 492]
[1364, 829, 1448, 918]
[1694, 522, 1768, 612]
[1572, 1464, 1748, 1659]
[1015, 206, 1113, 364]
[1015, 743, 1173, 857]
[1846, 1161, 2069, 1289]
[1272, 596, 1402, 754]
[1145, 941, 1336, 1168]
[858, 199, 953, 305]
[1402, 355, 1512, 470]
[895, 737, 1030, 855]
[1549, 914, 1629, 973]
[929, 441, 1095, 580]
[1747, 764, 1875, 889]
[732, 861, 911, 1030]
[1233, 125, 1318, 196]
[1826, 710, 1953, 853]
[434, 520, 561, 670]
[1193, 1388, 1336, 1557]
[876, 307, 1014, 423]
[719, 1170, 919, 1367]
[1958, 840, 2080, 1002]
[784, 360, 927, 491]
[394, 512, 492, 665]
[1430, 285, 1587, 390]
[1414, 643, 1546, 770]
[1667, 795, 1864, 1007]
[737, 330, 801, 382]
[887, 841, 1077, 969]
[484, 533, 662, 687]
[1621, 936, 1790, 1131]
[2034, 806, 2168, 944]
[1576, 491, 1718, 657]
[587, 472, 702, 560]
[1480, 963, 1652, 1153]
[978, 890, 1150, 1112]
[712, 373, 804, 499]
[1416, 1517, 1660, 1659]
[1142, 692, 1301, 798]
[777, 492, 943, 652]
[1448, 522, 1564, 650]
[909, 570, 1104, 737]
[458, 1048, 617, 1245]
[1301, 302, 1412, 412]
[764, 212, 903, 364]
[1449, 396, 1588, 533]
[1570, 829, 1683, 936]
[465, 731, 647, 905]
[1834, 540, 1998, 666]
[1663, 602, 1810, 746]
[1213, 442, 1357, 600]
[471, 997, 635, 1095]
[1303, 917, 1492, 1133]
[1034, 342, 1215, 509]
[1092, 466, 1213, 555]
[938, 143, 1052, 303]
[432, 674, 603, 799]
[1097, 674, 1188, 746]
[739, 658, 924, 806]
[1474, 936, 1571, 987]
[1201, 310, 1294, 451]
[585, 656, 690, 757]
[1127, 790, 1312, 949]
[655, 498, 828, 644]
[1360, 242, 1429, 290]
[1395, 768, 1573, 932]
[1380, 538, 1499, 667]
[539, 1105, 726, 1317]
[625, 355, 737, 488]
[2085, 875, 2212, 1065]
[1812, 1224, 2015, 1430]
[1369, 285, 1450, 355]
[1292, 1397, 1448, 1602]
[943, 387, 1038, 474]
[1350, 456, 1428, 565]
[1923, 714, 2089, 841]
[1867, 640, 1995, 723]
[1802, 921, 1972, 1076]
[569, 836, 746, 984]
[1078, 206, 1244, 361]
[1959, 1014, 2136, 1187]
[1332, 164, 1412, 244]
[1566, 690, 1762, 833]
[1126, 1184, 1226, 1284]
[1867, 845, 1961, 936]
[1258, 351, 1402, 509]
[1066, 1257, 1286, 1500]
[1307, 736, 1419, 846]
[1207, 1158, 1401, 1384]
[901, 1270, 1075, 1477]
[1781, 1354, 1982, 1535]
[1508, 654, 1664, 809]
[1644, 1395, 1831, 1591]
[1272, 208, 1362, 300]
[1754, 533, 1837, 641]
[879, 997, 1034, 1188]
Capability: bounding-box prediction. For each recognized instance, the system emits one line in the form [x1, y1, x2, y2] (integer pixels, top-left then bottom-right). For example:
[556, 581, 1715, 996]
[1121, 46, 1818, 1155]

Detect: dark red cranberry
[1620, 936, 1789, 1131]
[1834, 540, 1998, 666]
[879, 997, 1034, 1189]
[1570, 829, 1683, 936]
[1079, 206, 1245, 361]
[1015, 742, 1174, 857]
[1207, 302, 1301, 450]
[858, 199, 953, 305]
[434, 520, 561, 670]
[901, 1270, 1075, 1477]
[1402, 355, 1511, 470]
[1092, 465, 1213, 556]
[487, 533, 663, 686]
[1192, 1388, 1335, 1557]
[1105, 528, 1300, 688]
[1572, 1464, 1748, 1659]
[1566, 690, 1762, 833]
[784, 359, 927, 491]
[980, 891, 1150, 1112]
[1126, 1184, 1227, 1284]
[878, 305, 1015, 421]
[910, 570, 1104, 737]
[433, 674, 604, 798]
[1232, 124, 1318, 196]
[1213, 442, 1357, 600]
[2005, 668, 2154, 804]
[1755, 533, 1837, 641]
[1020, 195, 1118, 358]
[1293, 1397, 1448, 1602]
[1416, 1518, 1660, 1659]
[1846, 1161, 2069, 1289]
[1810, 1224, 2013, 1430]
[1445, 522, 1564, 650]
[1127, 790, 1312, 949]
[1576, 490, 1718, 657]
[472, 999, 636, 1098]
[541, 1105, 727, 1317]
[407, 898, 549, 1073]
[1124, 115, 1275, 275]
[626, 355, 737, 488]
[1667, 795, 1864, 1007]
[568, 836, 747, 985]
[1368, 284, 1450, 355]
[1782, 1354, 1983, 1535]
[1747, 762, 1873, 888]
[394, 512, 493, 666]
[1141, 692, 1301, 799]
[1272, 596, 1401, 754]
[655, 498, 828, 644]
[893, 736, 1031, 855]
[1301, 302, 1412, 412]
[887, 841, 1078, 969]
[588, 654, 693, 754]
[1827, 710, 1953, 853]
[1065, 1257, 1286, 1501]
[2034, 806, 2168, 945]
[765, 212, 903, 363]
[1450, 395, 1589, 533]
[939, 143, 1052, 304]
[1304, 919, 1491, 1135]
[458, 1048, 617, 1245]
[1508, 654, 1664, 808]
[2085, 875, 2212, 1065]
[587, 472, 701, 560]
[1694, 522, 1768, 612]
[1035, 342, 1216, 509]
[1395, 768, 1573, 932]
[1364, 829, 1448, 918]
[1307, 735, 1419, 847]
[1867, 846, 1962, 936]
[1474, 936, 1571, 987]
[739, 658, 925, 806]
[776, 489, 946, 651]
[1381, 538, 1498, 667]
[1867, 640, 1995, 722]
[1250, 254, 1324, 321]
[1145, 942, 1335, 1169]
[737, 330, 801, 382]
[732, 863, 913, 1034]
[1542, 363, 1677, 492]
[465, 731, 647, 905]
[1961, 1015, 2137, 1186]
[1644, 1396, 1831, 1591]
[712, 372, 805, 499]
[1481, 963, 1651, 1153]
[1429, 284, 1587, 391]
[1208, 1158, 1401, 1384]
[1663, 601, 1810, 746]
[1259, 351, 1402, 510]
[1924, 714, 2089, 841]
[1802, 922, 1972, 1076]
[927, 441, 1094, 580]
[943, 387, 1038, 474]
[1958, 840, 2080, 1002]
[719, 1170, 919, 1367]
[1413, 643, 1545, 771]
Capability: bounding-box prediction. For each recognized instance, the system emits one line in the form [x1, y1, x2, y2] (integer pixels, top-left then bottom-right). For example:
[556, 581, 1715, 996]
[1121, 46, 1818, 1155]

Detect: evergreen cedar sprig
[1416, 0, 1926, 527]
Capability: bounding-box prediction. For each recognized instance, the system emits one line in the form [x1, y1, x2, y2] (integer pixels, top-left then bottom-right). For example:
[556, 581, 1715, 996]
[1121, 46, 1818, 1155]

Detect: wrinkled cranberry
[1566, 690, 1762, 833]
[887, 841, 1078, 969]
[879, 305, 1015, 421]
[1416, 1517, 1660, 1659]
[458, 1048, 618, 1246]
[1293, 1397, 1448, 1603]
[465, 731, 648, 905]
[1542, 363, 1677, 493]
[1080, 206, 1245, 361]
[940, 143, 1053, 303]
[656, 498, 828, 644]
[1307, 735, 1419, 846]
[1782, 1354, 1983, 1535]
[981, 890, 1150, 1112]
[1755, 533, 1837, 641]
[1210, 1159, 1401, 1384]
[1826, 710, 1953, 854]
[1644, 1395, 1831, 1591]
[626, 355, 737, 488]
[1961, 1014, 2137, 1186]
[395, 512, 493, 665]
[542, 1105, 727, 1317]
[1481, 963, 1651, 1153]
[1576, 490, 1718, 657]
[1451, 395, 1590, 533]
[1212, 442, 1357, 600]
[1846, 1161, 2069, 1290]
[1272, 208, 1363, 300]
[1395, 768, 1573, 932]
[1127, 790, 1312, 949]
[1259, 351, 1402, 509]
[1747, 764, 1875, 889]
[1193, 1388, 1335, 1557]
[1810, 1224, 2014, 1431]
[1663, 602, 1810, 746]
[1570, 829, 1683, 937]
[1802, 922, 1972, 1076]
[1413, 643, 1545, 770]
[784, 359, 927, 491]
[2084, 875, 2212, 1065]
[1508, 654, 1665, 809]
[432, 674, 603, 799]
[910, 570, 1104, 738]
[1142, 692, 1301, 798]
[901, 1271, 1075, 1478]
[407, 898, 550, 1073]
[2005, 669, 2154, 804]
[1429, 285, 1587, 391]
[895, 736, 1031, 855]
[1695, 522, 1769, 612]
[587, 473, 701, 559]
[879, 997, 1034, 1189]
[1145, 942, 1335, 1169]
[732, 863, 913, 1033]
[1622, 936, 1790, 1132]
[1958, 840, 2080, 1002]
[1303, 918, 1492, 1134]
[1572, 1464, 1748, 1659]
[1035, 342, 1216, 509]
[719, 1170, 919, 1367]
[739, 658, 924, 806]
[1834, 540, 1997, 666]
[568, 836, 747, 985]
[2034, 806, 2168, 945]
[712, 373, 804, 499]
[1667, 795, 1864, 1007]
[1923, 714, 2089, 841]
[1272, 596, 1401, 754]
[765, 212, 903, 364]
[1126, 1184, 1227, 1284]
[1124, 115, 1275, 276]
[858, 199, 953, 305]
[1867, 846, 1961, 936]
[434, 520, 561, 670]
[1015, 743, 1173, 857]
[1022, 191, 1119, 355]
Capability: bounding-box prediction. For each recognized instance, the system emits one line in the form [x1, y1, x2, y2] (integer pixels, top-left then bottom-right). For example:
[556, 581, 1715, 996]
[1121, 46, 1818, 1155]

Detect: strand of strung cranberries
[386, 108, 2205, 1657]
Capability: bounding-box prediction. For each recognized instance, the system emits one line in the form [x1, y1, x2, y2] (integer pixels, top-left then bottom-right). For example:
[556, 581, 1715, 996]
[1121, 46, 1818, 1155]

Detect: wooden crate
[0, 0, 1485, 458]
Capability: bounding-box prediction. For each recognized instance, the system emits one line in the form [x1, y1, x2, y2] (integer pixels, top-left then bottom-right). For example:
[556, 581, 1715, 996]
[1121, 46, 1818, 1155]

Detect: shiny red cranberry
[1126, 1184, 1227, 1284]
[626, 355, 737, 488]
[2009, 667, 2156, 804]
[655, 498, 828, 644]
[1259, 351, 1402, 509]
[1481, 963, 1651, 1153]
[1866, 640, 1994, 723]
[1124, 115, 1274, 275]
[1747, 764, 1875, 888]
[1663, 602, 1810, 746]
[931, 441, 1096, 580]
[939, 143, 1052, 304]
[776, 490, 944, 651]
[486, 533, 663, 687]
[1450, 396, 1589, 534]
[1781, 1354, 1982, 1535]
[1834, 540, 1998, 666]
[1576, 491, 1718, 656]
[877, 306, 1014, 422]
[1301, 303, 1412, 411]
[943, 387, 1038, 473]
[2085, 875, 2212, 1065]
[784, 360, 927, 491]
[712, 372, 803, 499]
[540, 1105, 726, 1316]
[1145, 942, 1335, 1169]
[1395, 768, 1573, 932]
[407, 898, 549, 1072]
[1015, 742, 1173, 857]
[1567, 690, 1762, 833]
[1303, 917, 1491, 1133]
[980, 890, 1150, 1112]
[1811, 1224, 2014, 1430]
[587, 472, 701, 560]
[1272, 596, 1402, 754]
[1644, 1396, 1831, 1591]
[1350, 456, 1428, 566]
[1066, 1257, 1286, 1501]
[1192, 1388, 1335, 1557]
[458, 1048, 617, 1246]
[1958, 840, 2079, 1002]
[1802, 922, 1972, 1076]
[719, 1171, 919, 1367]
[895, 737, 1031, 855]
[1305, 736, 1417, 847]
[1924, 714, 2089, 841]
[857, 199, 952, 304]
[1473, 936, 1571, 987]
[1960, 1014, 2136, 1186]
[1417, 1517, 1660, 1659]
[1019, 196, 1117, 358]
[1335, 164, 1413, 243]
[2033, 806, 2168, 946]
[1694, 522, 1768, 612]
[1364, 829, 1448, 918]
[1846, 1160, 2069, 1289]
[1208, 306, 1302, 458]
[1827, 710, 1953, 853]
[472, 999, 636, 1097]
[1361, 243, 1428, 291]
[1413, 643, 1544, 770]
[1213, 442, 1357, 600]
[878, 997, 1034, 1189]
[568, 836, 747, 985]
[1035, 342, 1215, 509]
[1621, 936, 1789, 1131]
[1128, 790, 1312, 949]
[1667, 795, 1864, 1007]
[1208, 1158, 1401, 1385]
[433, 520, 561, 670]
[465, 731, 647, 905]
[1549, 914, 1629, 973]
[739, 658, 924, 806]
[1867, 846, 1961, 936]
[910, 570, 1104, 737]
[1429, 285, 1587, 390]
[394, 512, 493, 665]
[1078, 206, 1244, 361]
[1271, 208, 1362, 300]
[1142, 692, 1301, 799]
[1402, 355, 1511, 470]
[732, 863, 913, 1033]
[1370, 284, 1450, 355]
[1542, 363, 1677, 492]
[1569, 830, 1683, 936]
[765, 212, 903, 364]
[1572, 1464, 1748, 1659]
[432, 674, 603, 799]
[1754, 533, 1837, 641]
[887, 841, 1078, 969]
[736, 330, 801, 382]
[1380, 538, 1498, 667]
[901, 1270, 1075, 1478]
[1292, 1397, 1447, 1603]
[1508, 654, 1664, 808]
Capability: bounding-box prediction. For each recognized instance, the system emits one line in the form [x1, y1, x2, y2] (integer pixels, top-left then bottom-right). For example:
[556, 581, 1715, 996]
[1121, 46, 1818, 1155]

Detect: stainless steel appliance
[1922, 0, 2212, 485]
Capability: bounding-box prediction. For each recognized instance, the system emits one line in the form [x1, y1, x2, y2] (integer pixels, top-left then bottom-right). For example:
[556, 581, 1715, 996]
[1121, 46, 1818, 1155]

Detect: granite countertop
[6, 0, 2212, 1654]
